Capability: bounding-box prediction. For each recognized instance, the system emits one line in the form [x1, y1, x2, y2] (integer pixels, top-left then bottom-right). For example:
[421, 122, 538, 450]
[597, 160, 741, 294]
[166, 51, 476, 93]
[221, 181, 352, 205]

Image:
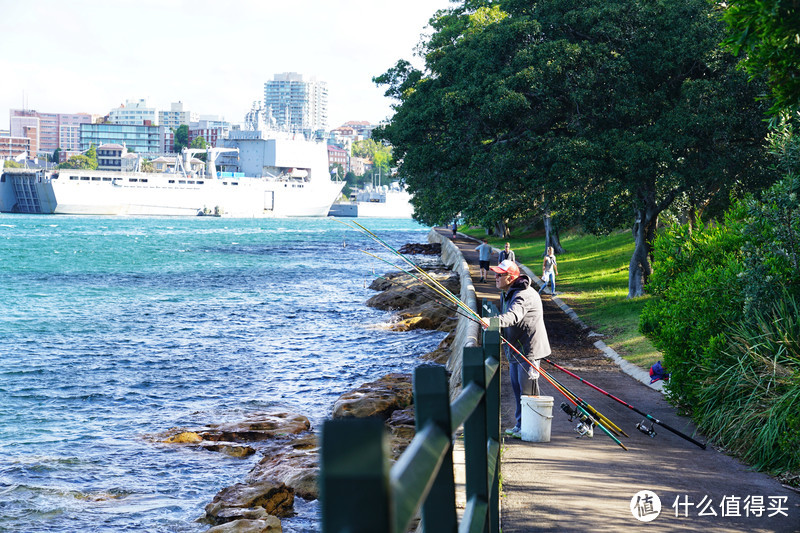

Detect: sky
[0, 0, 455, 131]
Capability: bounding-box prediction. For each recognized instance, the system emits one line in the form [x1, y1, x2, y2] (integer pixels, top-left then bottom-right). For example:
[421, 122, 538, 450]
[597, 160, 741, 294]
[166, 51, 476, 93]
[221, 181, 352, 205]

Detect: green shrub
[696, 294, 800, 474]
[640, 213, 747, 409]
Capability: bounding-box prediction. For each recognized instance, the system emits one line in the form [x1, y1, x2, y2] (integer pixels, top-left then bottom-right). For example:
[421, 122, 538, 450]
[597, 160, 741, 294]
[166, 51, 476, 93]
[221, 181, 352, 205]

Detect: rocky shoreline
[155, 242, 458, 532]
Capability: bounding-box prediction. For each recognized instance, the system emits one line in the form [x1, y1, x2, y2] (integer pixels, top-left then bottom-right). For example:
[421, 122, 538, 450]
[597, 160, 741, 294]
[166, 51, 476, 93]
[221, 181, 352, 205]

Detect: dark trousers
[509, 358, 540, 429]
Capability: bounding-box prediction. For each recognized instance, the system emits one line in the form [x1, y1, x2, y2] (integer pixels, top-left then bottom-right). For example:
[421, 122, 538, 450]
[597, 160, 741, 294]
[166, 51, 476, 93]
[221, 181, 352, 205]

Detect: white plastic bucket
[520, 395, 554, 442]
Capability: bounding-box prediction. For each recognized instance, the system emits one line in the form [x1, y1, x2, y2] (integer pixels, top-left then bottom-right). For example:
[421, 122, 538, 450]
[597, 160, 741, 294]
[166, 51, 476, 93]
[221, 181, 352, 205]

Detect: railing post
[484, 320, 502, 533]
[463, 345, 489, 532]
[320, 418, 391, 533]
[414, 364, 457, 532]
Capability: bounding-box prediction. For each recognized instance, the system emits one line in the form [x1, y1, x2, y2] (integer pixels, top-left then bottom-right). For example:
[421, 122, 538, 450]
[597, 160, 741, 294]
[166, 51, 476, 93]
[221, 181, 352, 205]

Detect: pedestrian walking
[499, 242, 515, 264]
[539, 246, 558, 295]
[474, 238, 494, 282]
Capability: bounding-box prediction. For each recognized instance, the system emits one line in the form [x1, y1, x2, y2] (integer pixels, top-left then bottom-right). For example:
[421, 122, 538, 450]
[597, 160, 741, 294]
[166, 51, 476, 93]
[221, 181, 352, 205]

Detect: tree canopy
[174, 125, 189, 153]
[375, 0, 776, 296]
[720, 0, 800, 115]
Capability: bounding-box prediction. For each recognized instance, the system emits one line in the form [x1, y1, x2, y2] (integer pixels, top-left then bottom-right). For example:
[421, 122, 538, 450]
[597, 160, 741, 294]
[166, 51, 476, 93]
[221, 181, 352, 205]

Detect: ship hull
[1, 169, 343, 217]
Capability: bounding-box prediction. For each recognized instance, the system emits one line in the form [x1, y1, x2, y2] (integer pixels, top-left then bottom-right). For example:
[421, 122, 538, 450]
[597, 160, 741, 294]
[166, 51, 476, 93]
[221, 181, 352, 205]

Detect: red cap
[490, 260, 520, 279]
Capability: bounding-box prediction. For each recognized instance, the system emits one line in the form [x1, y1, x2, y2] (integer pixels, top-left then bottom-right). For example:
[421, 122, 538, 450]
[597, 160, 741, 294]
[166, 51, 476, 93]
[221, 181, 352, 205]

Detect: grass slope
[462, 227, 661, 370]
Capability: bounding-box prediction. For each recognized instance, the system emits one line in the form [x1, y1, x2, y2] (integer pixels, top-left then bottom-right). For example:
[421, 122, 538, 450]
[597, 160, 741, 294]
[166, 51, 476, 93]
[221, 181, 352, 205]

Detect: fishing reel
[636, 420, 657, 438]
[560, 402, 594, 438]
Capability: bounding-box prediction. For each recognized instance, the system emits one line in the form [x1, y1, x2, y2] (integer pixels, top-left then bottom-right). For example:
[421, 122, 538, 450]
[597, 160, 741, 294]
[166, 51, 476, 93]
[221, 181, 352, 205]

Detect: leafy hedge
[641, 175, 800, 475]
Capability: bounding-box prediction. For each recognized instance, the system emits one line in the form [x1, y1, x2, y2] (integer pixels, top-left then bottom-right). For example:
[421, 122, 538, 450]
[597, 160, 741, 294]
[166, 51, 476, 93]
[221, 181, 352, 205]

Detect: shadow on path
[435, 227, 799, 533]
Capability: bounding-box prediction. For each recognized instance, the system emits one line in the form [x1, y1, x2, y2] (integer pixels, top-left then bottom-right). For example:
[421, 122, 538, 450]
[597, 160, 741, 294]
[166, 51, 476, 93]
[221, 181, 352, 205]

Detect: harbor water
[0, 215, 445, 532]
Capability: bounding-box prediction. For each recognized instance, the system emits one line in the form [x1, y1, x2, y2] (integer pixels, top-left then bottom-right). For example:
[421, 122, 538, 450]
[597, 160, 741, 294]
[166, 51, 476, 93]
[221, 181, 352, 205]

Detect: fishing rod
[503, 341, 628, 451]
[543, 359, 707, 450]
[538, 365, 629, 438]
[372, 272, 477, 324]
[343, 221, 628, 450]
[344, 220, 474, 318]
[375, 262, 626, 440]
[360, 249, 474, 320]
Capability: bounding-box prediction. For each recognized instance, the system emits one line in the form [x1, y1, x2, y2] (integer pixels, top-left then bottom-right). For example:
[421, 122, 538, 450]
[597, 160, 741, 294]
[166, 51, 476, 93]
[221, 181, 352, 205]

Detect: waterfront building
[9, 114, 39, 155]
[80, 123, 165, 154]
[10, 110, 93, 156]
[189, 117, 231, 148]
[159, 101, 197, 130]
[109, 99, 158, 126]
[0, 135, 31, 159]
[328, 144, 348, 172]
[264, 72, 328, 137]
[341, 120, 377, 139]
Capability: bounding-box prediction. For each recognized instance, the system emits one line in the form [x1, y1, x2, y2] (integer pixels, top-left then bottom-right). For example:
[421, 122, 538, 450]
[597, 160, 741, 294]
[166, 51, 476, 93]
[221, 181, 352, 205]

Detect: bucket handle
[524, 403, 553, 420]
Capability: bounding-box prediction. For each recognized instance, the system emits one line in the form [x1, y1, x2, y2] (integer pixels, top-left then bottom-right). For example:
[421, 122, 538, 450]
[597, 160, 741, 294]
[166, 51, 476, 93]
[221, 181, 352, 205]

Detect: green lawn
[461, 227, 661, 370]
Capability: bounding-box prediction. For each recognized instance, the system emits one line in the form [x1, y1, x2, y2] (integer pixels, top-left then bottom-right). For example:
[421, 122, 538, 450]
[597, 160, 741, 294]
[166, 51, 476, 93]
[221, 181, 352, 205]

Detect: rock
[331, 373, 413, 420]
[422, 331, 456, 364]
[386, 406, 416, 459]
[398, 242, 441, 255]
[200, 413, 311, 442]
[205, 480, 295, 524]
[201, 443, 257, 458]
[248, 434, 320, 501]
[205, 516, 282, 532]
[367, 271, 459, 312]
[163, 431, 203, 444]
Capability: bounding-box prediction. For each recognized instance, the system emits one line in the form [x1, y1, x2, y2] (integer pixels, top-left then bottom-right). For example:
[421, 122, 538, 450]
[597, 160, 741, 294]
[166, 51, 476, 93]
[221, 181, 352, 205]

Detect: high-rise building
[108, 99, 158, 126]
[159, 101, 197, 130]
[8, 109, 91, 156]
[264, 72, 328, 137]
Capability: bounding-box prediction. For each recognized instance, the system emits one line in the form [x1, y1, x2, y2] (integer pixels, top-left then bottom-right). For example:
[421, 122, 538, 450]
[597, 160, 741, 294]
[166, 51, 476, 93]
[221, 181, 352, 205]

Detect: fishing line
[346, 221, 629, 449]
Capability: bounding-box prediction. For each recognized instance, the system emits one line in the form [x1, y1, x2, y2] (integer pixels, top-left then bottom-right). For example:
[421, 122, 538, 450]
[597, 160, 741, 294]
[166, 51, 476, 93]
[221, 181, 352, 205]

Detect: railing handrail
[320, 303, 502, 532]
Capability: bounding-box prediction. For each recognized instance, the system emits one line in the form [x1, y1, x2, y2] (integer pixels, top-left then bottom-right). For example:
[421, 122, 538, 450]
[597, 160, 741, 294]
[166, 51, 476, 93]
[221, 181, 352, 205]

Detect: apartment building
[0, 135, 31, 159]
[108, 99, 158, 126]
[264, 72, 328, 137]
[159, 101, 197, 129]
[10, 109, 92, 155]
[81, 123, 165, 154]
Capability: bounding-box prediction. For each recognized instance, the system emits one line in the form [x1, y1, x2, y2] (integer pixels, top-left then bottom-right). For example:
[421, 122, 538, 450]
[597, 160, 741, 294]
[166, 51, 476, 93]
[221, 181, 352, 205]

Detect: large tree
[720, 0, 800, 116]
[376, 0, 776, 296]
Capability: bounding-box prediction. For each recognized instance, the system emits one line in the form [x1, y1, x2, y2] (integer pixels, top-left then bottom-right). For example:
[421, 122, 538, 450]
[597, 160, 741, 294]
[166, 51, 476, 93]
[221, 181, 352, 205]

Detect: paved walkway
[437, 228, 799, 533]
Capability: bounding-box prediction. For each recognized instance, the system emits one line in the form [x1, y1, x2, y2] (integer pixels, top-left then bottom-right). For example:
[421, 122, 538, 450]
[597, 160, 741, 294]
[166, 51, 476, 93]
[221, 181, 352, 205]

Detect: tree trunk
[542, 212, 565, 255]
[628, 207, 658, 298]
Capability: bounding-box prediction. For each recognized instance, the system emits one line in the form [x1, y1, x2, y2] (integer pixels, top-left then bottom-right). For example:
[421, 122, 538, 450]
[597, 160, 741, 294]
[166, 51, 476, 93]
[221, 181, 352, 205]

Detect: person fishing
[490, 259, 551, 439]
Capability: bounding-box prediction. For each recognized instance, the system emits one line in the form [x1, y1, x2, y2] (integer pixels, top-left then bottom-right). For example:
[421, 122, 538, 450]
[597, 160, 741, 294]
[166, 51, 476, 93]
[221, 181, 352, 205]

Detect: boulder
[163, 431, 203, 444]
[421, 331, 456, 364]
[206, 516, 282, 532]
[248, 433, 319, 501]
[205, 480, 295, 524]
[331, 373, 413, 420]
[398, 243, 441, 255]
[386, 405, 416, 459]
[200, 413, 311, 442]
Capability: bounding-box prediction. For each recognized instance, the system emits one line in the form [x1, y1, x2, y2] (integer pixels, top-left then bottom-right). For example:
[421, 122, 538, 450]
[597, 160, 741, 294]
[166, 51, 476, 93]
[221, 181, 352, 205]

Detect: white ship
[0, 136, 343, 217]
[328, 181, 414, 218]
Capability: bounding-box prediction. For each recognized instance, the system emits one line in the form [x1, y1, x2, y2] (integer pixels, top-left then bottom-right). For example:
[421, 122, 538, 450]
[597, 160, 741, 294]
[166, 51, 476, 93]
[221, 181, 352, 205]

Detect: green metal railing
[320, 315, 501, 533]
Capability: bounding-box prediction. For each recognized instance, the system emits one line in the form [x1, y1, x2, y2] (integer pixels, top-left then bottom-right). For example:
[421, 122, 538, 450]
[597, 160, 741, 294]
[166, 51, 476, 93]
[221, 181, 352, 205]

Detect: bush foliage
[641, 175, 800, 474]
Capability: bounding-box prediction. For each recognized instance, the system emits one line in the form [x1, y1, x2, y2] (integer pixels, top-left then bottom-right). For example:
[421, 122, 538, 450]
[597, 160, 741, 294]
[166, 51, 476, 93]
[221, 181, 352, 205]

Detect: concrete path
[437, 228, 799, 533]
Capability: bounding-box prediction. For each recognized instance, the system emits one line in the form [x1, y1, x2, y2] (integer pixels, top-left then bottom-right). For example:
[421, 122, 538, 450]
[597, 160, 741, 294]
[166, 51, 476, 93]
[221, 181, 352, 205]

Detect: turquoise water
[0, 215, 443, 532]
